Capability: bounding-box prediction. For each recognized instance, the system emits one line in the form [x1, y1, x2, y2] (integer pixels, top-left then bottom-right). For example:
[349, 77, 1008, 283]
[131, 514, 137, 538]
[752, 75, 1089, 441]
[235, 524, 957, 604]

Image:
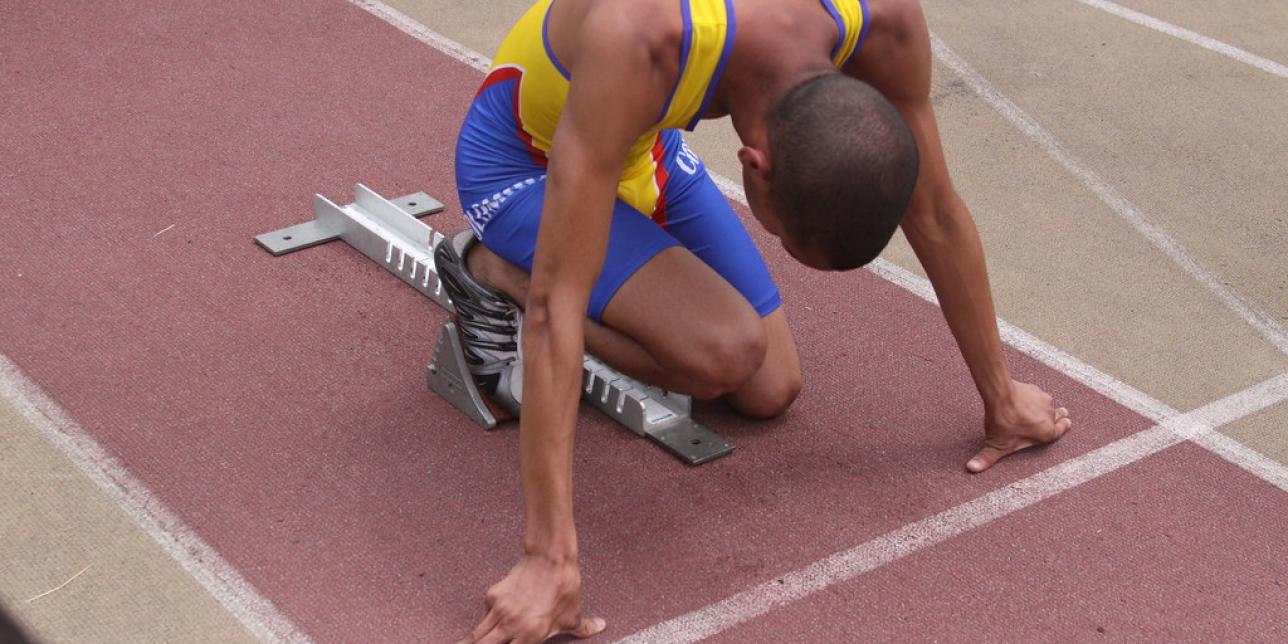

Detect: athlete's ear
[737, 146, 772, 184]
[738, 145, 784, 238]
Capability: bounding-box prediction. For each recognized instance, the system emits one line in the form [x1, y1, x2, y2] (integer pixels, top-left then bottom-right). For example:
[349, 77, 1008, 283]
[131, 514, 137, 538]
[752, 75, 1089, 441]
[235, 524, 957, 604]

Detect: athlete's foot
[435, 229, 524, 419]
[966, 380, 1073, 473]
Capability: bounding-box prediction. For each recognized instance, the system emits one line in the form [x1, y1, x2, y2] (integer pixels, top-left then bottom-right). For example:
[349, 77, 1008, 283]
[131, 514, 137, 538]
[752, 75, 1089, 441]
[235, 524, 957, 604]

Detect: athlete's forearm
[515, 145, 620, 561]
[516, 293, 585, 560]
[508, 4, 666, 560]
[902, 198, 1013, 409]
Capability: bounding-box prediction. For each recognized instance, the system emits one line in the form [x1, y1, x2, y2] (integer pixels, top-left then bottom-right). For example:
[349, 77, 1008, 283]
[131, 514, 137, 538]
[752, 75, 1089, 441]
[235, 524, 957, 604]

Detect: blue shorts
[456, 126, 781, 322]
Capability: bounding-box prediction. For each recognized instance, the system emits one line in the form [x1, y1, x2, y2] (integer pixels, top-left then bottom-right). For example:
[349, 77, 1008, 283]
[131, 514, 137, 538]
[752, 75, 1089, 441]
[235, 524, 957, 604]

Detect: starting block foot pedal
[427, 322, 499, 430]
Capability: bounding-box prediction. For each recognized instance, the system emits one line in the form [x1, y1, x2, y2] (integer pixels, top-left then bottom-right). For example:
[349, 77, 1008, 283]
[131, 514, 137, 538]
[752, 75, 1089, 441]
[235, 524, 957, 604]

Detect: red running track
[1, 0, 1282, 640]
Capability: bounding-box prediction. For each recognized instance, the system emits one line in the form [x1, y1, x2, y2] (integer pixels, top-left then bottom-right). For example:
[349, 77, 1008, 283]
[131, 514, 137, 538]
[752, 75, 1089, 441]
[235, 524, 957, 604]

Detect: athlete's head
[741, 72, 919, 271]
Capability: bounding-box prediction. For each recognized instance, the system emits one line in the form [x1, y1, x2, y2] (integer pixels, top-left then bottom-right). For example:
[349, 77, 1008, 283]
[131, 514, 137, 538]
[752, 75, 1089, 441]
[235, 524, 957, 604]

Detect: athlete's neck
[716, 0, 839, 148]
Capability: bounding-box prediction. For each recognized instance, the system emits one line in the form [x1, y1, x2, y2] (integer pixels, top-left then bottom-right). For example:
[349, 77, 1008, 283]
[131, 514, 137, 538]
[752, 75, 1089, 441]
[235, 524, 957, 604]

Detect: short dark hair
[767, 73, 919, 270]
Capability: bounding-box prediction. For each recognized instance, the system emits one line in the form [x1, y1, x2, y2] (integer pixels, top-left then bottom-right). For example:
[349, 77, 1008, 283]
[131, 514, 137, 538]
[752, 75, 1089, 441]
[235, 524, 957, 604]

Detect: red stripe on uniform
[476, 66, 521, 97]
[650, 136, 670, 227]
[477, 66, 548, 166]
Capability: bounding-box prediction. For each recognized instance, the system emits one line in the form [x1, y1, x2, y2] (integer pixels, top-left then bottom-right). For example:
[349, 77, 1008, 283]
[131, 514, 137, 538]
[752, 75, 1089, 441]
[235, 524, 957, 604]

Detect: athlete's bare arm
[851, 0, 1072, 472]
[459, 3, 675, 643]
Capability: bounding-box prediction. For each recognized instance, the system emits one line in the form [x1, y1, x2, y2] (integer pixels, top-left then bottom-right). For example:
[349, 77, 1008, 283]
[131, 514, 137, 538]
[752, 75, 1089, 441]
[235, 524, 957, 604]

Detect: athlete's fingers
[461, 609, 503, 644]
[1055, 417, 1073, 436]
[966, 444, 1010, 474]
[551, 616, 607, 640]
[474, 624, 511, 644]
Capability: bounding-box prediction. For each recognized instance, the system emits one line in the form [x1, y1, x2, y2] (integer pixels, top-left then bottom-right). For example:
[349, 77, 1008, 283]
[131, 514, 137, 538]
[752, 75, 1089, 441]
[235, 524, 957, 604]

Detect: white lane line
[1191, 429, 1288, 493]
[615, 374, 1288, 644]
[350, 0, 490, 72]
[1073, 0, 1288, 80]
[1174, 373, 1288, 493]
[1165, 373, 1288, 441]
[930, 34, 1288, 356]
[353, 0, 1288, 492]
[0, 355, 312, 644]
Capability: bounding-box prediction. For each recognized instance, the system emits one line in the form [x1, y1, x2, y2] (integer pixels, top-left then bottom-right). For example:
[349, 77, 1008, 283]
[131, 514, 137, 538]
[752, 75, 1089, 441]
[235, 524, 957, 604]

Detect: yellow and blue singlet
[453, 0, 869, 320]
[457, 0, 868, 225]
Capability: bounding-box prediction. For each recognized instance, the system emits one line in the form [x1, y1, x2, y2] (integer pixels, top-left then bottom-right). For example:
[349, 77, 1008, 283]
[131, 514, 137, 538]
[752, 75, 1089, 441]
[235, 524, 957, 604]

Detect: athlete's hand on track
[968, 380, 1073, 473]
[459, 555, 605, 644]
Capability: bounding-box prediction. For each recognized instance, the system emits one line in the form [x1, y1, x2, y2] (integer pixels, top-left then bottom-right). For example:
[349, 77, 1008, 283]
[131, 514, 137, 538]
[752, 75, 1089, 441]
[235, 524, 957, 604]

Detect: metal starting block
[255, 184, 733, 465]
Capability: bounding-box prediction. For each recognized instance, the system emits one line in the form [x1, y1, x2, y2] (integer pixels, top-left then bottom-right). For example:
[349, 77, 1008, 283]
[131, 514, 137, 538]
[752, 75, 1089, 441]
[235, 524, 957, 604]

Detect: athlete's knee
[676, 317, 767, 399]
[731, 367, 802, 420]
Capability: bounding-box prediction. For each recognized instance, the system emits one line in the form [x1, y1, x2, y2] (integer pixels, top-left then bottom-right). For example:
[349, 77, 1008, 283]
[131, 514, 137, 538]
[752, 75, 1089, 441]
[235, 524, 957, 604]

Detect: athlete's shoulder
[844, 0, 931, 101]
[579, 0, 682, 55]
[860, 0, 925, 56]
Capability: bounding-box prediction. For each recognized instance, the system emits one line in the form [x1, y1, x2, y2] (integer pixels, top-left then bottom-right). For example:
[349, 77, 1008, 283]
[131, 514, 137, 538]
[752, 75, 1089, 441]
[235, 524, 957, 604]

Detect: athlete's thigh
[659, 133, 802, 400]
[598, 243, 764, 365]
[658, 132, 783, 317]
[474, 175, 736, 332]
[475, 179, 760, 376]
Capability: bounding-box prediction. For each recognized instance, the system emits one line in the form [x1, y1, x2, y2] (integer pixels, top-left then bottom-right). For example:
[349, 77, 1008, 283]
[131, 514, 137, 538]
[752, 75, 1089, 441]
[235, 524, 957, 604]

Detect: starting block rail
[255, 184, 733, 465]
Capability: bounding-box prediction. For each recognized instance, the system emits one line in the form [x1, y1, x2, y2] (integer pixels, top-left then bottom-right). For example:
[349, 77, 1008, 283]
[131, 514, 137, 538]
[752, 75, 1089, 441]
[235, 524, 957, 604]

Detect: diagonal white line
[0, 355, 313, 644]
[1073, 0, 1288, 80]
[1190, 429, 1288, 493]
[1164, 373, 1288, 438]
[864, 258, 1178, 422]
[614, 374, 1288, 644]
[616, 428, 1183, 644]
[930, 34, 1288, 356]
[1173, 373, 1288, 493]
[350, 0, 491, 72]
